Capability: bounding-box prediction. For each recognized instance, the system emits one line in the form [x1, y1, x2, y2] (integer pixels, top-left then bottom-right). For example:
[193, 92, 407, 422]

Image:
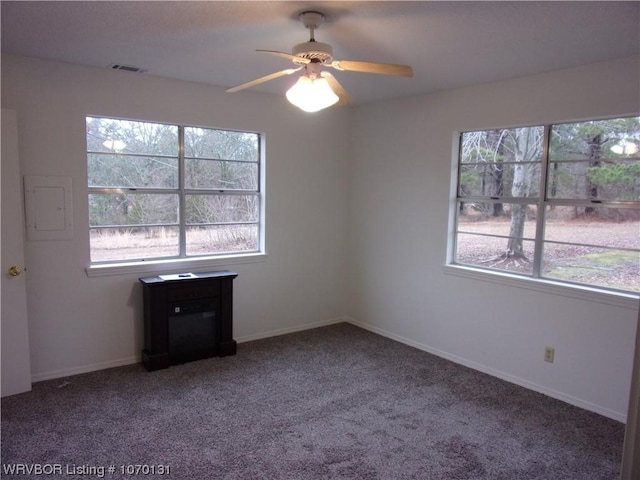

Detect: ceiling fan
[226, 11, 414, 112]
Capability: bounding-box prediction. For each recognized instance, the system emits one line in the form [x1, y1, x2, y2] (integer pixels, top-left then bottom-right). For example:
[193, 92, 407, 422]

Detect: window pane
[545, 206, 640, 249]
[186, 224, 259, 255]
[88, 154, 178, 188]
[87, 116, 263, 265]
[89, 193, 178, 226]
[185, 195, 258, 224]
[550, 117, 640, 162]
[457, 202, 538, 239]
[86, 117, 178, 156]
[461, 127, 544, 164]
[542, 244, 639, 293]
[184, 127, 259, 161]
[456, 202, 537, 274]
[90, 226, 179, 262]
[459, 162, 541, 198]
[460, 126, 543, 199]
[455, 233, 535, 275]
[543, 204, 640, 292]
[454, 117, 639, 293]
[184, 159, 258, 190]
[548, 159, 640, 201]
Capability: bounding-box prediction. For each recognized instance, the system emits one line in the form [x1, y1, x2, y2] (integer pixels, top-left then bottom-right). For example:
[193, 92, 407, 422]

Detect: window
[452, 116, 640, 294]
[86, 116, 262, 263]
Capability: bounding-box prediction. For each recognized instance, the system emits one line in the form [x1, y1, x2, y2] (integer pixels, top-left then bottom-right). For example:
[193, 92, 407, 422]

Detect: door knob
[8, 265, 21, 276]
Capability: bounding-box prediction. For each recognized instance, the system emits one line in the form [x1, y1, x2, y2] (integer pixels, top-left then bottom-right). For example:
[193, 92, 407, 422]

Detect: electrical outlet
[544, 347, 555, 363]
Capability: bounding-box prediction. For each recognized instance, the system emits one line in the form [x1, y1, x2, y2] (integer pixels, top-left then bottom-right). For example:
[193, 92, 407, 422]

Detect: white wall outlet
[544, 346, 555, 363]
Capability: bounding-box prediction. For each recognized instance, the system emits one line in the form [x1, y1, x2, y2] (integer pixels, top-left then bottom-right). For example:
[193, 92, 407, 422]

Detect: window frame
[447, 116, 640, 300]
[85, 116, 265, 276]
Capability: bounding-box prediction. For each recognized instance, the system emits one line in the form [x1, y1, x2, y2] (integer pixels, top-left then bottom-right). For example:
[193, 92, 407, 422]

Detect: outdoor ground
[456, 218, 639, 292]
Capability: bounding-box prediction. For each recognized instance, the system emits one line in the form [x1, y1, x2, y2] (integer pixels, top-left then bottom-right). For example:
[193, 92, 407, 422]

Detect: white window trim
[85, 252, 267, 277]
[443, 264, 639, 310]
[86, 116, 265, 271]
[447, 117, 640, 300]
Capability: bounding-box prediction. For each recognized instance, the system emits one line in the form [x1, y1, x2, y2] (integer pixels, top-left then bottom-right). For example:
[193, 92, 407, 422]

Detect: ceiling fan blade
[226, 67, 302, 93]
[321, 71, 351, 106]
[256, 50, 310, 64]
[331, 60, 413, 77]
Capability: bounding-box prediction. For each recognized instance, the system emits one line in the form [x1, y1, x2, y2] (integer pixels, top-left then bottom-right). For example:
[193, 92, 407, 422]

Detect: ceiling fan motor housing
[292, 41, 333, 63]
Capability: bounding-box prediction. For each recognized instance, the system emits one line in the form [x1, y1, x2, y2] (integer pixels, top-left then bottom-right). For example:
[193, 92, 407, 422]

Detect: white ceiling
[2, 1, 639, 106]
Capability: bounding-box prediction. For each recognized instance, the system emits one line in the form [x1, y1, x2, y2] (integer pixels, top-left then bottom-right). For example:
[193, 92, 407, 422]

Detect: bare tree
[505, 127, 540, 260]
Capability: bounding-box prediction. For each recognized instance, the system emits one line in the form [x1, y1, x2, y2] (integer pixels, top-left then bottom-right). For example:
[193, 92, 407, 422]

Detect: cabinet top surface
[139, 270, 238, 284]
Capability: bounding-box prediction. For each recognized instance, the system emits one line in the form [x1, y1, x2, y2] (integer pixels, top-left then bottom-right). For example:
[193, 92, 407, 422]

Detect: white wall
[3, 52, 639, 421]
[348, 56, 640, 421]
[1, 54, 350, 380]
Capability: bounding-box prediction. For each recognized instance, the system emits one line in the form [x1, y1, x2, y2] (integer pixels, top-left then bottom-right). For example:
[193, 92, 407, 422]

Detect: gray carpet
[1, 323, 625, 479]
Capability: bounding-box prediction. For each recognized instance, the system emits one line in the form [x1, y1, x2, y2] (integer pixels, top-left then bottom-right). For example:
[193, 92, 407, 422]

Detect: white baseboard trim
[32, 317, 623, 422]
[345, 317, 627, 423]
[30, 318, 349, 383]
[236, 316, 348, 344]
[31, 356, 140, 383]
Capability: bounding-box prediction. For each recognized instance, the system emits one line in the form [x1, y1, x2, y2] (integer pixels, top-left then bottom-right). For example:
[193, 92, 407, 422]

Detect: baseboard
[30, 318, 349, 383]
[345, 317, 627, 423]
[236, 316, 348, 343]
[32, 316, 623, 422]
[31, 356, 140, 383]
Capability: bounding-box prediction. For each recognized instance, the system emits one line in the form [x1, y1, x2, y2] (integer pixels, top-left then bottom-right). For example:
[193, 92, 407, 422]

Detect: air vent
[109, 63, 146, 73]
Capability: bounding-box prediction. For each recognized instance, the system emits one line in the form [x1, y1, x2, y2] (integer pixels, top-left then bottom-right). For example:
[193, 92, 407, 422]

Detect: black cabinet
[139, 271, 238, 371]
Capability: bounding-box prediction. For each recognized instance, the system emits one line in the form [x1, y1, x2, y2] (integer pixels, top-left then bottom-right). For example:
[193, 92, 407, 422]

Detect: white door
[1, 108, 32, 396]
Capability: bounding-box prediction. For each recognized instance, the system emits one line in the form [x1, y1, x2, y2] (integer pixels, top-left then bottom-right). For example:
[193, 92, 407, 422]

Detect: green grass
[543, 250, 639, 292]
[583, 250, 638, 265]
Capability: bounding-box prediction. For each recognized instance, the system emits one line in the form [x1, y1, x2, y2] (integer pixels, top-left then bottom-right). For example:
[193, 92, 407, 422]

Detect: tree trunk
[490, 129, 504, 217]
[505, 128, 535, 260]
[493, 162, 504, 216]
[585, 134, 602, 214]
[507, 204, 526, 255]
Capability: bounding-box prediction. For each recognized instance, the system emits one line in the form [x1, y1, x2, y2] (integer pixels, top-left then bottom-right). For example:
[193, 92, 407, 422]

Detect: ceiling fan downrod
[299, 11, 325, 42]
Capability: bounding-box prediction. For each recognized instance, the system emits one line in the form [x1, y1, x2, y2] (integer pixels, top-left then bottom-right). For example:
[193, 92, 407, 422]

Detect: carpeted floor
[1, 323, 625, 479]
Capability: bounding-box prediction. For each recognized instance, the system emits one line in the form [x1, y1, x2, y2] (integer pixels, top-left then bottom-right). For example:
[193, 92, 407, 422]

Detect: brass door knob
[8, 265, 21, 276]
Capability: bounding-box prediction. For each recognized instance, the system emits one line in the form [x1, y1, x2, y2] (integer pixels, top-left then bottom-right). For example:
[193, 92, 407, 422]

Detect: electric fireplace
[139, 271, 238, 371]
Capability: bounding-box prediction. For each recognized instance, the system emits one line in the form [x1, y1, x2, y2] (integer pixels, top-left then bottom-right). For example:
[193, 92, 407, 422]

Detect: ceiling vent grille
[109, 63, 146, 73]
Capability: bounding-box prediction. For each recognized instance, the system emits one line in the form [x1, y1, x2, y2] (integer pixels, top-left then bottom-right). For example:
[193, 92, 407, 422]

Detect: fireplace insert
[167, 298, 218, 364]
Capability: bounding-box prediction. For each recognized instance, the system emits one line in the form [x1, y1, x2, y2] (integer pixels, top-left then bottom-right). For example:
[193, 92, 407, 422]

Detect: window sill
[86, 252, 267, 278]
[443, 264, 639, 310]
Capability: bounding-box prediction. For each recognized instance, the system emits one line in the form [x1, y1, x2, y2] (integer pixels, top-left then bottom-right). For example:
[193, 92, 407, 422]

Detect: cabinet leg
[142, 350, 169, 371]
[218, 340, 237, 357]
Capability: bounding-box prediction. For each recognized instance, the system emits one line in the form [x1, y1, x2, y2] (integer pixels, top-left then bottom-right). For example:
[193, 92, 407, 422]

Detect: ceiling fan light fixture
[227, 9, 412, 109]
[285, 75, 339, 112]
